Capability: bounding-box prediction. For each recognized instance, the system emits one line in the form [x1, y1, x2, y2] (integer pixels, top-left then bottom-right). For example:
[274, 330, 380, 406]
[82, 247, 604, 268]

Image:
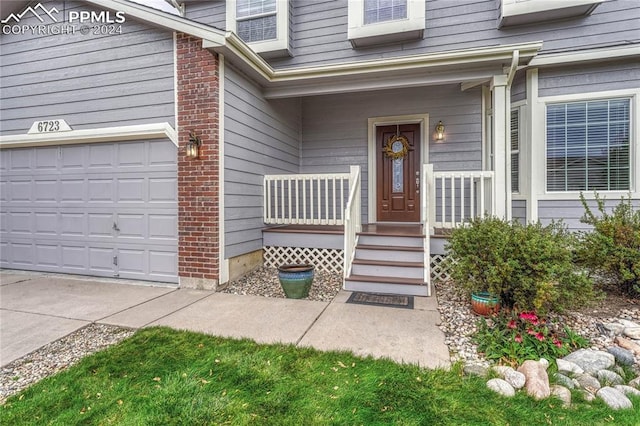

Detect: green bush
[447, 217, 594, 313]
[578, 193, 640, 297]
[474, 310, 588, 367]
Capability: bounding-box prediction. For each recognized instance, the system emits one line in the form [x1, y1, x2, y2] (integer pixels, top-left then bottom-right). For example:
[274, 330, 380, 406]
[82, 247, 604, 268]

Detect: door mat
[346, 292, 414, 309]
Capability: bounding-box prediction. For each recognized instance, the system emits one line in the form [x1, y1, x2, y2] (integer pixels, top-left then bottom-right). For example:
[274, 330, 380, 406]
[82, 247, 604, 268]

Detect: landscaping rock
[603, 322, 626, 335]
[615, 336, 640, 356]
[562, 349, 615, 374]
[607, 346, 635, 366]
[556, 358, 584, 375]
[487, 378, 515, 397]
[617, 319, 640, 329]
[553, 373, 575, 389]
[518, 360, 550, 400]
[623, 327, 640, 340]
[596, 386, 634, 410]
[539, 358, 550, 370]
[628, 376, 640, 389]
[464, 364, 489, 377]
[578, 389, 596, 402]
[596, 370, 625, 386]
[492, 366, 514, 377]
[575, 373, 601, 393]
[550, 385, 572, 408]
[505, 369, 526, 390]
[614, 385, 640, 398]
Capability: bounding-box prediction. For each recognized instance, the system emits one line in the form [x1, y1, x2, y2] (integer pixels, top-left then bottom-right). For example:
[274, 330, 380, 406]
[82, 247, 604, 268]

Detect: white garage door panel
[0, 140, 178, 283]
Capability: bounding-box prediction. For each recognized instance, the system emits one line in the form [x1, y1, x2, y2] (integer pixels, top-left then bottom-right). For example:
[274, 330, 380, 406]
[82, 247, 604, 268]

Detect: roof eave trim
[0, 122, 178, 149]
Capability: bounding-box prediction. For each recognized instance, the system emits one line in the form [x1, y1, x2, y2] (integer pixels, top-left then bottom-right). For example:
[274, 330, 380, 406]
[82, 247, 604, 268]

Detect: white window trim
[348, 0, 425, 46]
[538, 88, 640, 200]
[226, 0, 289, 55]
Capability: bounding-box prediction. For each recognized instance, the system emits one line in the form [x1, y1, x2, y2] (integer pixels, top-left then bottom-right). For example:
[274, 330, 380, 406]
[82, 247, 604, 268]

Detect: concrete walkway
[0, 271, 450, 369]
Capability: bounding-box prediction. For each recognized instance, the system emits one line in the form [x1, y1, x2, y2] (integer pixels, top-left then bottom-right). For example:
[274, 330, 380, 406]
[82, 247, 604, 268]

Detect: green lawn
[2, 327, 639, 425]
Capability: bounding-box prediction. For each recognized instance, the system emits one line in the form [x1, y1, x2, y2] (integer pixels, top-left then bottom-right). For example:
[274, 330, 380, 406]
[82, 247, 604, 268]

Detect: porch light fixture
[186, 131, 201, 159]
[435, 121, 445, 141]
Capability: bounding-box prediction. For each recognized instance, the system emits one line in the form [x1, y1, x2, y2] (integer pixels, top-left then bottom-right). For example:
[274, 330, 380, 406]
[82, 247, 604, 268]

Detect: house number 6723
[37, 121, 60, 132]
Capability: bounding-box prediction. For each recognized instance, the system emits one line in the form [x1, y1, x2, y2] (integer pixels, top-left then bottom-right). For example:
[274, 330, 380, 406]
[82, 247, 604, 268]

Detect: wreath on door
[383, 135, 409, 160]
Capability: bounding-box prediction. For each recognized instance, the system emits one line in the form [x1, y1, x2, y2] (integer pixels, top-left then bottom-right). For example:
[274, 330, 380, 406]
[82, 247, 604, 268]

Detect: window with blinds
[511, 108, 520, 193]
[236, 0, 277, 43]
[364, 0, 407, 25]
[546, 98, 630, 192]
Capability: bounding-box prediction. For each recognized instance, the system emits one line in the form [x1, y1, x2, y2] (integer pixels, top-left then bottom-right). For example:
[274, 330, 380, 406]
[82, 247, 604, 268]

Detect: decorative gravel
[221, 266, 343, 302]
[0, 324, 134, 404]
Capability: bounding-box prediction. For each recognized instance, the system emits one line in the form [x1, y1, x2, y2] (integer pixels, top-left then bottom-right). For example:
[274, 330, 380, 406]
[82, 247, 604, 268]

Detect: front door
[376, 123, 421, 222]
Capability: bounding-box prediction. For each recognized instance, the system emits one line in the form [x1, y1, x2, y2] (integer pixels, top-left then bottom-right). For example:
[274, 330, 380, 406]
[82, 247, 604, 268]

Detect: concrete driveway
[1, 270, 450, 369]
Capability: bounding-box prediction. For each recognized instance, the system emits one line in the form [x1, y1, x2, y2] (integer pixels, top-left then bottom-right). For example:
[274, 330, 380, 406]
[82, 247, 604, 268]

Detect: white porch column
[491, 74, 512, 220]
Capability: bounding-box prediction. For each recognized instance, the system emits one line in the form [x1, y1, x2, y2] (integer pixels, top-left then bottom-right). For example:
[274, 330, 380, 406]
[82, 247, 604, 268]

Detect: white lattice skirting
[265, 246, 453, 282]
[264, 246, 344, 274]
[430, 254, 454, 282]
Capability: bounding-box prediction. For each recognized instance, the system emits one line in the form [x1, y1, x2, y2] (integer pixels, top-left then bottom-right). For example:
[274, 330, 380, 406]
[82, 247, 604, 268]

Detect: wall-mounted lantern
[435, 121, 445, 141]
[186, 131, 202, 159]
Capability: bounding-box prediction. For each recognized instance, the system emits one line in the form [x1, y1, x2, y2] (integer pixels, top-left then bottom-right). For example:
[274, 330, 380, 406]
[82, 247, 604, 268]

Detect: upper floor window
[364, 0, 407, 25]
[227, 0, 290, 57]
[499, 0, 604, 28]
[546, 98, 631, 192]
[236, 0, 277, 43]
[348, 0, 425, 48]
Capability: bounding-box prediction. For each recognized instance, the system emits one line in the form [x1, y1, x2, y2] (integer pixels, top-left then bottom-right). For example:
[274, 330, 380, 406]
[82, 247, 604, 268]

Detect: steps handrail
[343, 165, 361, 279]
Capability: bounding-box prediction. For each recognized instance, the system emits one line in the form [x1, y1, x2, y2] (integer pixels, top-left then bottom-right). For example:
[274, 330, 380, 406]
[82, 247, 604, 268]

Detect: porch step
[355, 244, 423, 262]
[351, 259, 423, 279]
[344, 223, 429, 297]
[344, 274, 429, 296]
[357, 234, 422, 248]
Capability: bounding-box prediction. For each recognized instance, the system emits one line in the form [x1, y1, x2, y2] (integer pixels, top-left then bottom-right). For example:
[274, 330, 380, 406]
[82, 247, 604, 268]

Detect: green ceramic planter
[471, 291, 500, 316]
[277, 264, 315, 299]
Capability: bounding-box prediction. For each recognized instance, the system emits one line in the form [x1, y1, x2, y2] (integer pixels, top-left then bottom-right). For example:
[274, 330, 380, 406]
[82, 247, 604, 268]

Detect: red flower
[514, 334, 523, 343]
[519, 311, 539, 324]
[507, 320, 517, 329]
[553, 339, 562, 348]
[535, 332, 545, 341]
[527, 328, 537, 335]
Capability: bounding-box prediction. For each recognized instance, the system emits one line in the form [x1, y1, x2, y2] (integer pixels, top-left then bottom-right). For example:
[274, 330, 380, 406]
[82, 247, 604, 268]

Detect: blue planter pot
[278, 264, 314, 299]
[471, 291, 500, 316]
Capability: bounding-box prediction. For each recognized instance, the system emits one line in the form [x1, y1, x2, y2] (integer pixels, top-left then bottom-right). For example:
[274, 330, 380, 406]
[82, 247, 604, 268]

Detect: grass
[1, 327, 639, 425]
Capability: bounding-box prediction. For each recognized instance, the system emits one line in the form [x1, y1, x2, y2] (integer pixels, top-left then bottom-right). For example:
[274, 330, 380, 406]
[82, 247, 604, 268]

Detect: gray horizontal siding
[538, 197, 640, 230]
[224, 64, 301, 259]
[538, 61, 640, 98]
[182, 1, 639, 69]
[512, 199, 526, 224]
[0, 1, 175, 135]
[184, 1, 226, 29]
[301, 84, 483, 223]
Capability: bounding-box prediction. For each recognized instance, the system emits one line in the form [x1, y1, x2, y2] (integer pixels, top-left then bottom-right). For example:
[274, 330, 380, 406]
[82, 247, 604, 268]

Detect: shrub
[578, 193, 640, 297]
[474, 310, 588, 367]
[447, 217, 595, 313]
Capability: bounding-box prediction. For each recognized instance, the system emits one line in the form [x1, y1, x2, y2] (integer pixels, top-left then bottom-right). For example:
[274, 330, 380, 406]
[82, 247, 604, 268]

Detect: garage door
[0, 139, 178, 283]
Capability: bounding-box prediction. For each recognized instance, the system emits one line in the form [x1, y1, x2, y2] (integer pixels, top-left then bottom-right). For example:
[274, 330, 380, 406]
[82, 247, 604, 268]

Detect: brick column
[176, 33, 220, 289]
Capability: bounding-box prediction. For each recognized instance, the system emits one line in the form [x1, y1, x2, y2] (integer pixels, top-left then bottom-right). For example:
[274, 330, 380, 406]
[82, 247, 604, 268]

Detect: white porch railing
[343, 166, 361, 278]
[422, 164, 432, 295]
[264, 172, 351, 225]
[424, 166, 495, 232]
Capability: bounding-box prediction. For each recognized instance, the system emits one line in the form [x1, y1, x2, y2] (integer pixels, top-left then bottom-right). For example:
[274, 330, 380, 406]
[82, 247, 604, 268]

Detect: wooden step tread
[352, 259, 423, 268]
[345, 274, 426, 286]
[356, 244, 423, 252]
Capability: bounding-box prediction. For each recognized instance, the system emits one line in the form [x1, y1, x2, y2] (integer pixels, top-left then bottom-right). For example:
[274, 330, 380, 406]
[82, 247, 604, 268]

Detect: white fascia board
[84, 0, 226, 45]
[0, 123, 178, 149]
[529, 44, 640, 67]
